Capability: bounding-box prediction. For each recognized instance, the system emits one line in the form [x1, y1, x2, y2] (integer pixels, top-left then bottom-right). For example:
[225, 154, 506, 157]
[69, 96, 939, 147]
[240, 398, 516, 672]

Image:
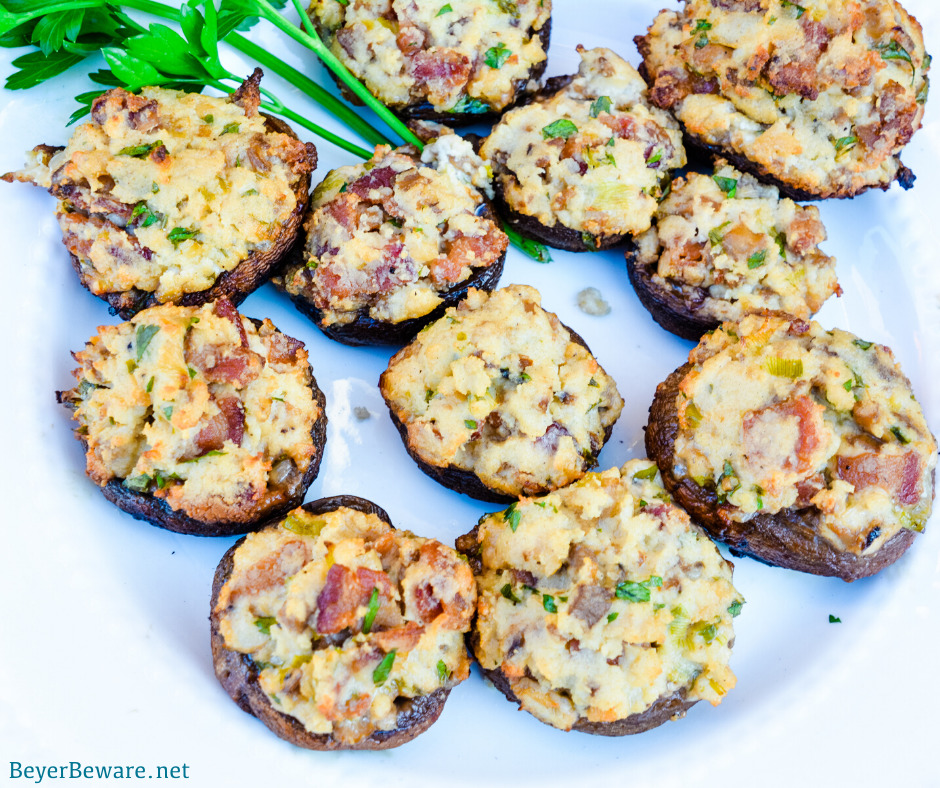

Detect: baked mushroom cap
[627, 160, 840, 341]
[456, 460, 742, 734]
[277, 138, 507, 346]
[210, 495, 476, 749]
[646, 313, 937, 580]
[635, 0, 930, 200]
[380, 285, 624, 502]
[58, 298, 327, 536]
[3, 72, 316, 318]
[305, 0, 552, 123]
[480, 45, 686, 251]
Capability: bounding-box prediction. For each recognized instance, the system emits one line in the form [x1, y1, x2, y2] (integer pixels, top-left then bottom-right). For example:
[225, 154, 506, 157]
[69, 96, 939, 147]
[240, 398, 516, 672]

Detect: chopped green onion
[853, 339, 873, 350]
[781, 0, 806, 18]
[465, 419, 478, 429]
[728, 600, 744, 617]
[220, 122, 240, 135]
[167, 227, 197, 246]
[283, 513, 326, 536]
[765, 357, 803, 378]
[500, 583, 521, 604]
[372, 650, 396, 685]
[890, 426, 911, 444]
[254, 616, 277, 635]
[362, 587, 380, 633]
[117, 140, 164, 158]
[437, 659, 450, 681]
[632, 465, 659, 481]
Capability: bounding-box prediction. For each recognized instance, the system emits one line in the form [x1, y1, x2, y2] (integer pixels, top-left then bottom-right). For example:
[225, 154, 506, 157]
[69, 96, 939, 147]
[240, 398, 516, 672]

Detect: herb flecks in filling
[467, 461, 741, 731]
[674, 314, 937, 554]
[214, 506, 476, 744]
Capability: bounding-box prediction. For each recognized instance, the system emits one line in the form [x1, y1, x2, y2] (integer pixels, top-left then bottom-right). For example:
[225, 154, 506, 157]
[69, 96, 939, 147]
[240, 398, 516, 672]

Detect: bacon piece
[710, 0, 763, 9]
[265, 332, 304, 365]
[315, 565, 393, 634]
[91, 88, 161, 130]
[348, 166, 397, 200]
[743, 394, 826, 477]
[786, 209, 826, 256]
[203, 348, 264, 388]
[600, 114, 637, 139]
[837, 451, 922, 506]
[214, 296, 249, 347]
[410, 48, 472, 105]
[225, 540, 309, 604]
[432, 225, 506, 285]
[230, 67, 262, 117]
[396, 24, 426, 55]
[194, 396, 246, 453]
[407, 542, 474, 628]
[373, 621, 423, 653]
[795, 472, 826, 507]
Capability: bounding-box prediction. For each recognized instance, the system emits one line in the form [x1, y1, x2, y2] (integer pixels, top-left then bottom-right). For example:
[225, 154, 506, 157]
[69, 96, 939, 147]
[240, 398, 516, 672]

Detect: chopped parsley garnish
[504, 502, 521, 532]
[464, 419, 478, 429]
[254, 616, 277, 635]
[607, 612, 619, 623]
[188, 366, 197, 380]
[361, 587, 380, 633]
[728, 600, 744, 617]
[372, 650, 397, 685]
[590, 95, 612, 117]
[436, 3, 452, 15]
[875, 40, 913, 67]
[615, 576, 662, 603]
[117, 140, 164, 158]
[450, 95, 490, 114]
[484, 42, 511, 69]
[829, 614, 841, 623]
[542, 119, 578, 139]
[542, 594, 557, 613]
[712, 175, 738, 198]
[136, 324, 160, 361]
[747, 250, 767, 269]
[692, 19, 712, 33]
[500, 583, 521, 604]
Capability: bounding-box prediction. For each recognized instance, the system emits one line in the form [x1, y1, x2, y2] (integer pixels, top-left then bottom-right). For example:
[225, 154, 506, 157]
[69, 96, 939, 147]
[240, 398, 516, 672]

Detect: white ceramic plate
[1, 3, 938, 786]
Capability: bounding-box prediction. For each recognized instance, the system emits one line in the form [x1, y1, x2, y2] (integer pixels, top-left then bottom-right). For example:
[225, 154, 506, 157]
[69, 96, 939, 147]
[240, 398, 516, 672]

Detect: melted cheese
[634, 160, 839, 320]
[68, 301, 321, 523]
[674, 314, 937, 554]
[380, 285, 624, 497]
[481, 46, 686, 239]
[468, 461, 741, 730]
[215, 507, 475, 744]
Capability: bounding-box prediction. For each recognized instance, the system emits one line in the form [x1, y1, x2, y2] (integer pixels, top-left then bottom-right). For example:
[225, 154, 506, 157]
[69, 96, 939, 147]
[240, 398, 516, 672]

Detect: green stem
[256, 0, 423, 149]
[262, 102, 372, 159]
[118, 0, 390, 149]
[0, 1, 103, 35]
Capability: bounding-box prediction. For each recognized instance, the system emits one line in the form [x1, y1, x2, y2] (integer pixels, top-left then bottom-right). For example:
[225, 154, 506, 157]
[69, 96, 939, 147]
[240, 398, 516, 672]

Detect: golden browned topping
[637, 0, 930, 196]
[634, 159, 839, 321]
[65, 299, 321, 524]
[215, 506, 476, 745]
[466, 461, 741, 731]
[282, 141, 506, 326]
[380, 286, 624, 498]
[674, 313, 937, 554]
[306, 0, 551, 113]
[5, 85, 313, 303]
[480, 46, 686, 241]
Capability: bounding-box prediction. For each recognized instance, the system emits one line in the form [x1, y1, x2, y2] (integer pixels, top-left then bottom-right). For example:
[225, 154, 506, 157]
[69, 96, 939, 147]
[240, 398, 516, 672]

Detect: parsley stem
[263, 102, 371, 159]
[254, 0, 424, 149]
